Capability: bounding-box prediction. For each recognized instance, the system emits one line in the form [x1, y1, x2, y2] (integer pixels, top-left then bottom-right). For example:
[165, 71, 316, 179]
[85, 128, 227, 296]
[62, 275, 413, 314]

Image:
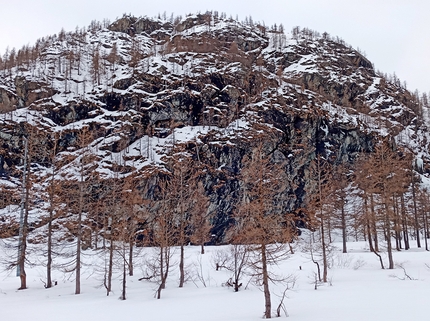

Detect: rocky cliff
[0, 13, 428, 239]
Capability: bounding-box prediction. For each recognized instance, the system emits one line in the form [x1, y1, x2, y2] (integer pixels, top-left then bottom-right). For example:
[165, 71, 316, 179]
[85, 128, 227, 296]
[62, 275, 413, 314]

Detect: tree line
[1, 124, 430, 318]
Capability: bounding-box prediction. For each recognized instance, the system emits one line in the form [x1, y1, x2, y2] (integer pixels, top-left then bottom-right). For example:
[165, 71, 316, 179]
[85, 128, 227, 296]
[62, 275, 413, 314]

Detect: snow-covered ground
[1, 238, 430, 321]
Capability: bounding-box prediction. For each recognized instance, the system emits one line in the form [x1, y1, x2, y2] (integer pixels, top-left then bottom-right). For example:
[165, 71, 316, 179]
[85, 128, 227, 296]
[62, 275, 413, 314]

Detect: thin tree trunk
[157, 246, 165, 299]
[46, 212, 53, 288]
[46, 139, 57, 289]
[261, 243, 271, 319]
[411, 172, 421, 248]
[75, 209, 81, 294]
[392, 196, 401, 251]
[341, 203, 347, 253]
[316, 157, 328, 283]
[106, 236, 114, 296]
[157, 246, 169, 299]
[364, 195, 375, 252]
[423, 210, 429, 251]
[121, 244, 126, 300]
[128, 240, 134, 276]
[18, 137, 29, 290]
[384, 200, 394, 269]
[370, 194, 379, 252]
[400, 194, 410, 250]
[426, 201, 430, 240]
[19, 186, 29, 290]
[321, 217, 328, 282]
[372, 248, 385, 269]
[179, 244, 185, 288]
[423, 193, 430, 251]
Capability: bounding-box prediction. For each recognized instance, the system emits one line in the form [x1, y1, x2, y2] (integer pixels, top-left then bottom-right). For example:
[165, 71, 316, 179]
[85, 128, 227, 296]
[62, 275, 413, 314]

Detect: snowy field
[1, 239, 430, 321]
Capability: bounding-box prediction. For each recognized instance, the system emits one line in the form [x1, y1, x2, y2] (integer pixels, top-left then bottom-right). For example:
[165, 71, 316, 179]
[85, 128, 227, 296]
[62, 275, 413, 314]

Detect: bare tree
[144, 178, 176, 299]
[165, 154, 195, 288]
[306, 155, 332, 282]
[331, 163, 351, 253]
[355, 141, 410, 269]
[58, 127, 97, 294]
[189, 180, 212, 255]
[17, 136, 29, 290]
[43, 132, 61, 288]
[234, 142, 293, 318]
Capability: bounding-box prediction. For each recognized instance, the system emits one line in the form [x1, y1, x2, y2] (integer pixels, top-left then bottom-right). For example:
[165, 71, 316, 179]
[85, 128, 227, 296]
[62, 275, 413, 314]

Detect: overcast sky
[1, 0, 429, 93]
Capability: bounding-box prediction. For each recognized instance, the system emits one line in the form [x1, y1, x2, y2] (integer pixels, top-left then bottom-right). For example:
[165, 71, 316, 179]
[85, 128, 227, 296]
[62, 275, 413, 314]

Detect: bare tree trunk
[128, 241, 134, 276]
[18, 137, 29, 290]
[310, 236, 321, 282]
[106, 236, 114, 296]
[392, 196, 401, 251]
[46, 138, 57, 289]
[411, 173, 421, 248]
[370, 194, 379, 252]
[157, 246, 164, 299]
[315, 156, 328, 283]
[372, 248, 385, 269]
[321, 217, 328, 283]
[46, 212, 53, 288]
[179, 244, 185, 288]
[19, 186, 29, 290]
[341, 205, 347, 253]
[400, 194, 410, 250]
[261, 243, 271, 319]
[75, 156, 86, 295]
[120, 244, 126, 300]
[384, 200, 394, 269]
[425, 192, 430, 238]
[423, 193, 430, 251]
[157, 245, 170, 299]
[364, 195, 375, 252]
[423, 210, 429, 251]
[75, 209, 81, 294]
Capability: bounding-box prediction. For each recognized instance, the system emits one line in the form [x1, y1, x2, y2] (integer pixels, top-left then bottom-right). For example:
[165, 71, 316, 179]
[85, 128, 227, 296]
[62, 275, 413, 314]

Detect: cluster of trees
[0, 126, 213, 297]
[2, 120, 430, 318]
[0, 20, 146, 100]
[304, 139, 430, 284]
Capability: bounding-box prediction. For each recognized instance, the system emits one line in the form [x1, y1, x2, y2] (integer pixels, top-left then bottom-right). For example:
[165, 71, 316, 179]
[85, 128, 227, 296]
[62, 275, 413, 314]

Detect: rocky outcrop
[13, 77, 57, 108]
[108, 15, 169, 36]
[0, 15, 425, 240]
[0, 86, 17, 112]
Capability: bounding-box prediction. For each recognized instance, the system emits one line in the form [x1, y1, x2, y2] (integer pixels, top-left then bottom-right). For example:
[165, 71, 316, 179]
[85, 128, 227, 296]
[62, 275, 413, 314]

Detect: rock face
[0, 14, 427, 239]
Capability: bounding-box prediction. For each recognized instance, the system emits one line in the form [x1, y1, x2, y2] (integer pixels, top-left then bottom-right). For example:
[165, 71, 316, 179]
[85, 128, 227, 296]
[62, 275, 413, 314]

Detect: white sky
[1, 0, 429, 93]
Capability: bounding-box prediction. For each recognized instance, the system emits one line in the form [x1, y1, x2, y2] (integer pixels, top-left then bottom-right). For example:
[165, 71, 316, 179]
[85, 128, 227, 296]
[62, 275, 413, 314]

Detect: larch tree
[163, 153, 196, 288]
[121, 175, 142, 277]
[16, 125, 42, 290]
[91, 45, 101, 86]
[59, 126, 98, 294]
[306, 154, 333, 282]
[43, 132, 62, 288]
[356, 140, 410, 269]
[116, 174, 143, 300]
[17, 135, 29, 290]
[331, 163, 351, 253]
[189, 171, 212, 255]
[234, 141, 293, 319]
[102, 177, 121, 296]
[145, 177, 176, 299]
[106, 42, 119, 90]
[355, 155, 380, 254]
